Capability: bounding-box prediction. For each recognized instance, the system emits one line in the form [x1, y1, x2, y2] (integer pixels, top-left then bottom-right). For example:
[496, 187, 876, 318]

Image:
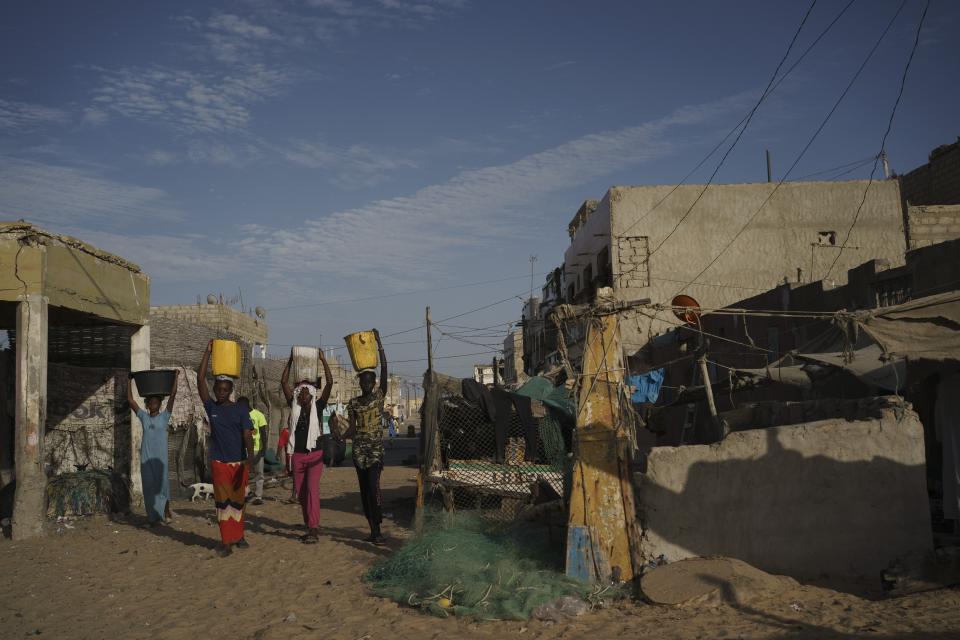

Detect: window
[597, 246, 612, 287]
[817, 231, 837, 246]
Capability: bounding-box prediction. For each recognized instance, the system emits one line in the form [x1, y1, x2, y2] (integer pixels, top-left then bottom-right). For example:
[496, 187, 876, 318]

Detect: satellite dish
[671, 294, 701, 325]
[255, 306, 266, 319]
[206, 294, 218, 305]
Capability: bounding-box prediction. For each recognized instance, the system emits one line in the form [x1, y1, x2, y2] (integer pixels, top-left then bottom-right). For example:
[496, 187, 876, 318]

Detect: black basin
[131, 369, 176, 397]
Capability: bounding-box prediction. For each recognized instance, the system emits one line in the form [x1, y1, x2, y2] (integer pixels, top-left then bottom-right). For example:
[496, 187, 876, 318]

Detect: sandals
[300, 531, 320, 544]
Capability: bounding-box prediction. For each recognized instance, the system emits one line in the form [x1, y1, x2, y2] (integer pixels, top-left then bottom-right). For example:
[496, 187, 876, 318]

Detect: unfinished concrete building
[563, 179, 907, 351]
[0, 222, 150, 539]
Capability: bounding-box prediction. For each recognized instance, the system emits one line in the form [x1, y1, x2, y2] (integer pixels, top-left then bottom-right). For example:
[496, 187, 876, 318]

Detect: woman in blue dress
[128, 369, 179, 525]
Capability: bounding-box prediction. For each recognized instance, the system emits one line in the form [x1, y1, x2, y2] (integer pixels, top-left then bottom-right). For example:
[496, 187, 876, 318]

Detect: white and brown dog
[188, 482, 214, 502]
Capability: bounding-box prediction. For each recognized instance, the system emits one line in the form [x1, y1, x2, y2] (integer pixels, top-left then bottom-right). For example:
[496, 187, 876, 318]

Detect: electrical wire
[672, 0, 908, 297]
[825, 0, 931, 280]
[643, 0, 820, 261]
[794, 154, 878, 180]
[267, 272, 547, 312]
[614, 0, 855, 257]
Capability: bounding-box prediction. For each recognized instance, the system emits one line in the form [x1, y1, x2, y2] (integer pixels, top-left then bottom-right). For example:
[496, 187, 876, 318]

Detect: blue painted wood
[566, 526, 593, 581]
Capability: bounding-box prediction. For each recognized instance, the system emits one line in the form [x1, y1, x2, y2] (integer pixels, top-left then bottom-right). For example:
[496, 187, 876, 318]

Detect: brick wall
[906, 204, 960, 249]
[899, 139, 960, 206]
[149, 304, 267, 345]
[149, 316, 257, 398]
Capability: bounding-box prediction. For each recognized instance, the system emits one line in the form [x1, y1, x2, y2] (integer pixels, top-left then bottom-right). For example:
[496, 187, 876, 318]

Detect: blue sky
[0, 0, 956, 377]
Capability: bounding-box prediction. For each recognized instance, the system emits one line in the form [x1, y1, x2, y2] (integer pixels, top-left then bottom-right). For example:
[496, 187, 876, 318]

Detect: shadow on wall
[45, 364, 130, 477]
[635, 418, 932, 583]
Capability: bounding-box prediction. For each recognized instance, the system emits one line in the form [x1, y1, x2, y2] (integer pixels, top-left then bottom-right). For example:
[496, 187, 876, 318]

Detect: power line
[391, 349, 502, 365]
[381, 289, 527, 340]
[643, 0, 820, 261]
[793, 154, 877, 180]
[825, 0, 930, 280]
[268, 271, 547, 312]
[615, 0, 854, 255]
[673, 0, 908, 297]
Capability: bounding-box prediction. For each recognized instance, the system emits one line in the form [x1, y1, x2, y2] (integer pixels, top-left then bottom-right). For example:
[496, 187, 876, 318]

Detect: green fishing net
[364, 512, 594, 620]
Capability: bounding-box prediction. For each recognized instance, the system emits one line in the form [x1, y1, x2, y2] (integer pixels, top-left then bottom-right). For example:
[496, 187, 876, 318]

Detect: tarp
[514, 376, 576, 418]
[795, 344, 906, 392]
[854, 291, 960, 362]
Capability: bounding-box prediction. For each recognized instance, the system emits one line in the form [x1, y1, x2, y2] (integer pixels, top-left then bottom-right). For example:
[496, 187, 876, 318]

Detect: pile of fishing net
[46, 470, 115, 517]
[365, 512, 606, 620]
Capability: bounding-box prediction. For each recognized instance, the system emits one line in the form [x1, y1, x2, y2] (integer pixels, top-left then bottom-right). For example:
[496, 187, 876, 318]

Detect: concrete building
[473, 363, 495, 385]
[502, 330, 524, 385]
[899, 137, 960, 207]
[0, 222, 150, 539]
[900, 139, 960, 250]
[562, 180, 907, 352]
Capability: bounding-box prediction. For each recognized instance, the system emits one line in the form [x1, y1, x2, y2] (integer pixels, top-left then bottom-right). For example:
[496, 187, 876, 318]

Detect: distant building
[502, 329, 524, 385]
[473, 363, 496, 385]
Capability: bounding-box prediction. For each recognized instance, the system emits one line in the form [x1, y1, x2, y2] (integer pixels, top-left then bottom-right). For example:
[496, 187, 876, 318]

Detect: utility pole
[529, 254, 538, 301]
[766, 149, 772, 183]
[426, 306, 434, 375]
[881, 150, 891, 179]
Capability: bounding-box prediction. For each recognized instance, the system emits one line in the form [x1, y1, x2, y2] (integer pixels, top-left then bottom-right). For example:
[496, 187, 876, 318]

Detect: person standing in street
[281, 347, 333, 543]
[344, 329, 388, 544]
[239, 396, 267, 506]
[198, 340, 255, 557]
[128, 369, 179, 526]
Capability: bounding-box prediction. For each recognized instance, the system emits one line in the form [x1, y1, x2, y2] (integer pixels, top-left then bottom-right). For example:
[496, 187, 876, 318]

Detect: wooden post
[425, 306, 433, 375]
[698, 353, 723, 441]
[566, 313, 642, 583]
[415, 307, 434, 532]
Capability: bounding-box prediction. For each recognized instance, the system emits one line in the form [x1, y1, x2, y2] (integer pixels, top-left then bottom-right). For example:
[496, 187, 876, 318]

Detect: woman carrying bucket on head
[343, 329, 388, 544]
[127, 368, 179, 526]
[281, 347, 333, 544]
[198, 339, 255, 557]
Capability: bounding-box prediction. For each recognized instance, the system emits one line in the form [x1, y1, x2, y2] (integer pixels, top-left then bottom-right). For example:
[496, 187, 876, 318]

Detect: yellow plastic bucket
[344, 331, 378, 371]
[211, 339, 242, 377]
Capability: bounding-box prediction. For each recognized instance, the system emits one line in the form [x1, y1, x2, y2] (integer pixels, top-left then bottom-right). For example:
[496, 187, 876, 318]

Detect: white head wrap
[288, 383, 324, 453]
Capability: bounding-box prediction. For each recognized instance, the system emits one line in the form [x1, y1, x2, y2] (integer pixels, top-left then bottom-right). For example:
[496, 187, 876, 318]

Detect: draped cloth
[212, 460, 248, 544]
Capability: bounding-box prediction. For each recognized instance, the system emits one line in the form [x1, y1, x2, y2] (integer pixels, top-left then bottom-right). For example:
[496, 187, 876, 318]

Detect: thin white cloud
[81, 107, 109, 127]
[0, 99, 69, 131]
[282, 140, 417, 189]
[208, 13, 275, 40]
[58, 227, 244, 283]
[247, 91, 756, 282]
[143, 149, 179, 166]
[90, 64, 289, 133]
[0, 157, 181, 226]
[544, 60, 577, 72]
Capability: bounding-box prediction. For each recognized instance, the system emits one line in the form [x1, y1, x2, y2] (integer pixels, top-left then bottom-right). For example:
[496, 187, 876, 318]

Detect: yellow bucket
[344, 331, 378, 372]
[211, 339, 242, 378]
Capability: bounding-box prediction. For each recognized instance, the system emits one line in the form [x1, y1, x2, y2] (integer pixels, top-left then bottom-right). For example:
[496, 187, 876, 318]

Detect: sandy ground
[3, 465, 960, 640]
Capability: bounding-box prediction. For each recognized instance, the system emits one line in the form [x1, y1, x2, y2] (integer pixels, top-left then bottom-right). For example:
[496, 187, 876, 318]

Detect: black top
[293, 399, 327, 454]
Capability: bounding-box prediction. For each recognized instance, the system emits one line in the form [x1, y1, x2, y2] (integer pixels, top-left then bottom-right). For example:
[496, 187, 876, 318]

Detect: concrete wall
[899, 139, 960, 206]
[907, 204, 960, 249]
[563, 200, 612, 302]
[598, 180, 906, 347]
[634, 405, 932, 578]
[0, 229, 150, 326]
